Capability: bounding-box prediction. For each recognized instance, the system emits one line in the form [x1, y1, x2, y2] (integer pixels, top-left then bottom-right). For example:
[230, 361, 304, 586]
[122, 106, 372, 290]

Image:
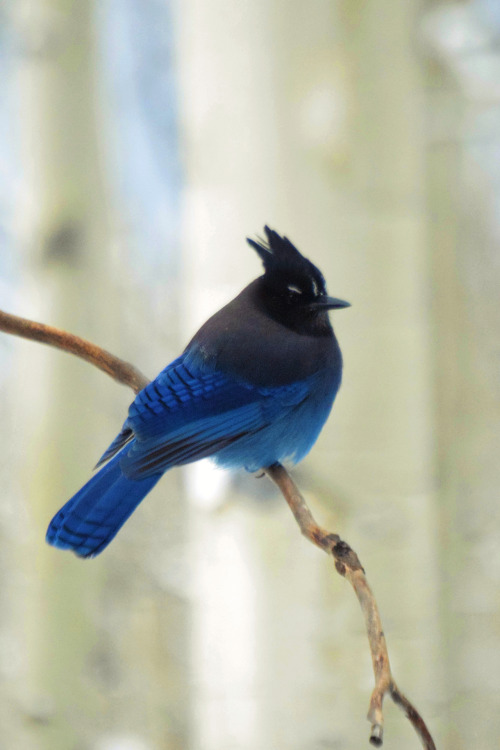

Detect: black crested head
[247, 226, 327, 301]
[187, 226, 349, 383]
[246, 226, 349, 334]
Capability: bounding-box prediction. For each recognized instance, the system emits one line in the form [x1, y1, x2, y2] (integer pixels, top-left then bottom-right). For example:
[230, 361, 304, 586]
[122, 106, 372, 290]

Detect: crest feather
[246, 226, 302, 270]
[246, 226, 327, 297]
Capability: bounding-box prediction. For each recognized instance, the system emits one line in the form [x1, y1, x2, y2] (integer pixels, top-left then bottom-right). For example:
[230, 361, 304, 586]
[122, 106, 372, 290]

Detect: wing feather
[96, 353, 311, 479]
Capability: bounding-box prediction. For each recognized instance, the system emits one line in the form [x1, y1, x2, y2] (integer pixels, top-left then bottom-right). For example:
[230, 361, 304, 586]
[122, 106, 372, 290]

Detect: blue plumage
[46, 227, 349, 557]
[46, 454, 161, 557]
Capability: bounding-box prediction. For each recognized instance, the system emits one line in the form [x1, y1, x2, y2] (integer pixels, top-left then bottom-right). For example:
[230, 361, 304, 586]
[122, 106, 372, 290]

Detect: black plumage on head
[247, 226, 327, 300]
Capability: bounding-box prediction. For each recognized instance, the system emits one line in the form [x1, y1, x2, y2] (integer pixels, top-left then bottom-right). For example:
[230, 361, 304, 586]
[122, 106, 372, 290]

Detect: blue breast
[211, 365, 342, 472]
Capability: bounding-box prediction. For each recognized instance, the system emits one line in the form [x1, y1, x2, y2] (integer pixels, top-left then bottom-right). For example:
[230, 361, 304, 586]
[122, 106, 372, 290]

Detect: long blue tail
[46, 452, 161, 558]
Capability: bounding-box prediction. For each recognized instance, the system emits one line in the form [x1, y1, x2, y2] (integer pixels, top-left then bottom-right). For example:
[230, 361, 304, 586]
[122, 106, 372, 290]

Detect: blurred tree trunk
[12, 1, 187, 748]
[16, 3, 112, 748]
[426, 52, 500, 750]
[176, 0, 441, 748]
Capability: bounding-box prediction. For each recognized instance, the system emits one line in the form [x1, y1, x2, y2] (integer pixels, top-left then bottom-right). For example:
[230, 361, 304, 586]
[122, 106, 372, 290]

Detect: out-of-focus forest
[1, 1, 499, 749]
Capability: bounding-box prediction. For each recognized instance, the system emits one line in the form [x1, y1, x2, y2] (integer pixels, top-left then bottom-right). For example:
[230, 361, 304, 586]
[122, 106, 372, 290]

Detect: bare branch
[265, 463, 436, 750]
[0, 309, 149, 394]
[1, 306, 436, 749]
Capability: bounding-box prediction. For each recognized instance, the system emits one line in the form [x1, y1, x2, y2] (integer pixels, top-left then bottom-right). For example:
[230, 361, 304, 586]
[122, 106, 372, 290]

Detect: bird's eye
[287, 285, 303, 295]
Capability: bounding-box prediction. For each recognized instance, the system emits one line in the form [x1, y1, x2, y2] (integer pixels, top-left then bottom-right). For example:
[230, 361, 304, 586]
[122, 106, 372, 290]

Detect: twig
[0, 309, 149, 394]
[265, 463, 436, 749]
[0, 307, 436, 749]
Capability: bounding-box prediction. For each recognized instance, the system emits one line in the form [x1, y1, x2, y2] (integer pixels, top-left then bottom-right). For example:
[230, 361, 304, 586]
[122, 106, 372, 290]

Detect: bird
[46, 227, 350, 557]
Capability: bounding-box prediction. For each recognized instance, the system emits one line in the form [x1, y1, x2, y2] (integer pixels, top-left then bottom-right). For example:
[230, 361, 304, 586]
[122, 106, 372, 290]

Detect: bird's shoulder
[127, 356, 235, 421]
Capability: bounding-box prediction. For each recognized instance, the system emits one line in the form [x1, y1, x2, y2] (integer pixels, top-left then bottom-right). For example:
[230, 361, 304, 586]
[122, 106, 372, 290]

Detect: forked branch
[0, 307, 436, 749]
[265, 463, 436, 749]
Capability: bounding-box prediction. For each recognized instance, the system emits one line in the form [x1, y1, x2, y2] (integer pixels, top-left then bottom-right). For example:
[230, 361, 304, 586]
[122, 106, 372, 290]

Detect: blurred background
[0, 0, 499, 748]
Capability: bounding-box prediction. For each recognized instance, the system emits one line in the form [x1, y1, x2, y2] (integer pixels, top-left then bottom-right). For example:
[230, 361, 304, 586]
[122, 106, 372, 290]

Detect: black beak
[307, 295, 351, 311]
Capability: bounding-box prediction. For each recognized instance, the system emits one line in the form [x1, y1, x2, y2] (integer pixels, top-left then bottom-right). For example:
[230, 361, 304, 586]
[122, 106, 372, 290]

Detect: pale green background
[1, 1, 499, 749]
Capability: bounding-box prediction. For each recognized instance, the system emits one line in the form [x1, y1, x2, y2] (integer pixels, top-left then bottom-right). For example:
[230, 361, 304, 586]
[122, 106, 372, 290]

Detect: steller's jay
[46, 227, 350, 557]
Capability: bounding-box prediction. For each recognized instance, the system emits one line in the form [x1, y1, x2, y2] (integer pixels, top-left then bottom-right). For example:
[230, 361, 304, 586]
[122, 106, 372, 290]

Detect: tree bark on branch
[0, 307, 436, 749]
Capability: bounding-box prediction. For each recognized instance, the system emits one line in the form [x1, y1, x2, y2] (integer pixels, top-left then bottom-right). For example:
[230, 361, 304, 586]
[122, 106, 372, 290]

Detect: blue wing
[47, 352, 337, 557]
[97, 353, 313, 478]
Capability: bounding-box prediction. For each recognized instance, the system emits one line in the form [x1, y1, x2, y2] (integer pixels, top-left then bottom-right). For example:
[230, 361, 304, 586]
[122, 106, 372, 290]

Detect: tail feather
[46, 452, 161, 558]
[94, 426, 133, 469]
